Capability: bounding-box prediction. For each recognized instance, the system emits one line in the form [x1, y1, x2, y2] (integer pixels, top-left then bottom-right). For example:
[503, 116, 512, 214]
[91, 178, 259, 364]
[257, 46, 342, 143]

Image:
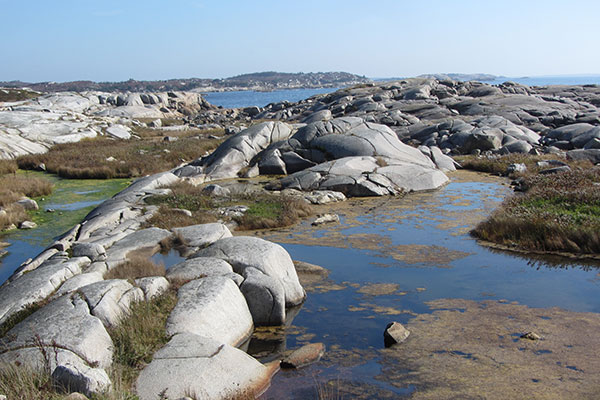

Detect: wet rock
[384, 322, 411, 347]
[18, 220, 37, 229]
[136, 333, 279, 400]
[520, 332, 542, 341]
[311, 214, 340, 226]
[281, 343, 325, 369]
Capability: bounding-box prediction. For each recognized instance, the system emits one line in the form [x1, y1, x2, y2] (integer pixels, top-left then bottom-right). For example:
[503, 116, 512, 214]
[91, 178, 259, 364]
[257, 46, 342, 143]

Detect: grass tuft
[234, 195, 313, 230]
[104, 255, 166, 280]
[108, 290, 178, 389]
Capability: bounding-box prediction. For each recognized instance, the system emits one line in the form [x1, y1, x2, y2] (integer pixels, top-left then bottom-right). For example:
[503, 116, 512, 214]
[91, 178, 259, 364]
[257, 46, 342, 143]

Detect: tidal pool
[0, 171, 131, 284]
[257, 171, 600, 399]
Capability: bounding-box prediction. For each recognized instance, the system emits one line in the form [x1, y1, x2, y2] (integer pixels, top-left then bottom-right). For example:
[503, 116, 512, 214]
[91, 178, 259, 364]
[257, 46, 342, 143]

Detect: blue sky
[1, 0, 599, 82]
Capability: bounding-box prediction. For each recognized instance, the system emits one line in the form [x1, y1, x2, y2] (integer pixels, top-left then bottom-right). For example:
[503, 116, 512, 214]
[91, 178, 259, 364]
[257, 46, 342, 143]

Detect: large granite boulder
[136, 333, 279, 400]
[192, 236, 306, 307]
[78, 279, 144, 328]
[171, 223, 232, 248]
[165, 276, 253, 346]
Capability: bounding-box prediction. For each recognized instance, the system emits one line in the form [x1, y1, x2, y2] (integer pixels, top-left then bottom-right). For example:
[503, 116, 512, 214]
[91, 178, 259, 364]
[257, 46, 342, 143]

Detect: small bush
[104, 255, 166, 280]
[0, 159, 18, 175]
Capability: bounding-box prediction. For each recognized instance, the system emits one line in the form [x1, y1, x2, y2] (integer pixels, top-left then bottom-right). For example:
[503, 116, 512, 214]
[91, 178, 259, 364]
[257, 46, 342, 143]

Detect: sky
[1, 0, 599, 82]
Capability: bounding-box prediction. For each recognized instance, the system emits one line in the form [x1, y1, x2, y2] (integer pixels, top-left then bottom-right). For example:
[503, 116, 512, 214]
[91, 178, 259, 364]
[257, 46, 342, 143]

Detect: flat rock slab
[166, 257, 233, 282]
[172, 223, 232, 248]
[281, 343, 325, 368]
[0, 256, 90, 325]
[104, 227, 171, 266]
[166, 276, 253, 346]
[0, 293, 113, 370]
[193, 236, 306, 307]
[136, 333, 279, 400]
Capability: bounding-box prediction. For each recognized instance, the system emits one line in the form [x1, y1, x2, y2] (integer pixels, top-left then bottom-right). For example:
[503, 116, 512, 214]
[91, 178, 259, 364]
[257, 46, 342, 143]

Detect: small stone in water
[521, 332, 541, 340]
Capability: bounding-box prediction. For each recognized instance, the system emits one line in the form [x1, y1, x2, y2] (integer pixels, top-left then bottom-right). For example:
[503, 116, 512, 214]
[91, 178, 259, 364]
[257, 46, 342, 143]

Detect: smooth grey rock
[312, 214, 340, 226]
[78, 279, 144, 328]
[0, 293, 113, 369]
[0, 256, 90, 325]
[193, 236, 306, 307]
[429, 146, 457, 171]
[384, 322, 410, 347]
[16, 197, 39, 210]
[259, 149, 287, 175]
[567, 149, 600, 164]
[55, 272, 104, 297]
[105, 227, 171, 267]
[52, 360, 111, 397]
[72, 242, 106, 262]
[503, 140, 533, 154]
[105, 124, 131, 140]
[166, 257, 233, 282]
[135, 276, 169, 300]
[135, 333, 278, 400]
[302, 190, 346, 204]
[172, 223, 232, 248]
[302, 110, 332, 124]
[201, 184, 231, 197]
[240, 267, 285, 326]
[166, 276, 253, 346]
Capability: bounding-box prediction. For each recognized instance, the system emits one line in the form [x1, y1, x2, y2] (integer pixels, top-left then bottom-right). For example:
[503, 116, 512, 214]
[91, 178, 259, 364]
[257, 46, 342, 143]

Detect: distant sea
[478, 75, 600, 87]
[202, 87, 337, 109]
[201, 76, 600, 109]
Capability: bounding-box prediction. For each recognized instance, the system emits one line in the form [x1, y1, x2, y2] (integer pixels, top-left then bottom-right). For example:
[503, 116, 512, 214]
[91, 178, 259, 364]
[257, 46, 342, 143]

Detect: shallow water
[258, 171, 600, 398]
[0, 172, 130, 284]
[202, 87, 338, 109]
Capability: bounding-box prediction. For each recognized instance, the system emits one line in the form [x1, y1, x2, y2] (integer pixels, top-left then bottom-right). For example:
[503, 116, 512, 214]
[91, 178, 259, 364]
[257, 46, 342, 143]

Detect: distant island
[0, 71, 371, 93]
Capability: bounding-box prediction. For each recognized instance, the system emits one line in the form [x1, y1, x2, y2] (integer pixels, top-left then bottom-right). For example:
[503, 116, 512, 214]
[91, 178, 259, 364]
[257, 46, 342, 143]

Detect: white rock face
[78, 279, 144, 328]
[166, 257, 234, 282]
[172, 223, 232, 248]
[0, 255, 90, 325]
[166, 276, 253, 346]
[52, 359, 112, 397]
[193, 236, 306, 306]
[0, 293, 114, 370]
[135, 276, 170, 300]
[136, 333, 279, 400]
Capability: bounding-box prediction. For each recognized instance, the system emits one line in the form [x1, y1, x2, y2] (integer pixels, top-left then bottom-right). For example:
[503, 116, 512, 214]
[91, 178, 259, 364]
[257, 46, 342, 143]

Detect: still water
[256, 171, 600, 398]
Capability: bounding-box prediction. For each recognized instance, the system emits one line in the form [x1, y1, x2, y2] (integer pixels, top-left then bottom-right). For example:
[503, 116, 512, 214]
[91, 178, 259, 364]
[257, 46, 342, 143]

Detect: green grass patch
[472, 166, 600, 254]
[108, 290, 178, 389]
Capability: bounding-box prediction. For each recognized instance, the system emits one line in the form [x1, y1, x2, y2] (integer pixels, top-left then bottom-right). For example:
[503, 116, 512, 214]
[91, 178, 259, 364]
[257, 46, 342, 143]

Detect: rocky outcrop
[0, 91, 215, 159]
[193, 236, 306, 307]
[178, 117, 449, 196]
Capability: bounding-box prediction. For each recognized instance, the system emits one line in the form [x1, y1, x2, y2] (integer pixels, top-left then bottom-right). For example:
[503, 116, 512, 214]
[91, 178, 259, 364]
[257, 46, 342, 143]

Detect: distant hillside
[0, 71, 371, 93]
